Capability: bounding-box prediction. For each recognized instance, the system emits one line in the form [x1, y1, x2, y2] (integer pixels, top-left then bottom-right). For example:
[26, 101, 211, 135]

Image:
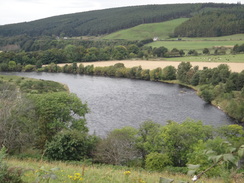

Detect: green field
[165, 54, 244, 63]
[147, 38, 244, 52]
[102, 18, 188, 40]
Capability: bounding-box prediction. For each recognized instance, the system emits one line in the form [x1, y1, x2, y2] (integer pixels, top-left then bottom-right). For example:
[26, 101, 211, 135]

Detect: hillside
[174, 6, 244, 37]
[102, 18, 188, 40]
[0, 3, 241, 37]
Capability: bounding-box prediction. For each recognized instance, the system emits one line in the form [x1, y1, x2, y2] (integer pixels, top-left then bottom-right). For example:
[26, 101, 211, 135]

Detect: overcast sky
[0, 0, 242, 25]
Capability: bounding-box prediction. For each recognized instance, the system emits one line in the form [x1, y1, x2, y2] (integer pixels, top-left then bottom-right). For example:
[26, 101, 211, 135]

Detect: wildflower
[124, 171, 131, 176]
[192, 175, 198, 182]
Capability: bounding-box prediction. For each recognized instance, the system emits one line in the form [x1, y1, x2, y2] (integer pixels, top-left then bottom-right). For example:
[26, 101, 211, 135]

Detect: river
[2, 72, 234, 136]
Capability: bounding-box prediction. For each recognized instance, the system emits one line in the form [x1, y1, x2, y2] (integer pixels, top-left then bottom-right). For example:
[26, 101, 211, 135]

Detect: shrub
[0, 147, 23, 183]
[145, 152, 172, 171]
[45, 130, 98, 161]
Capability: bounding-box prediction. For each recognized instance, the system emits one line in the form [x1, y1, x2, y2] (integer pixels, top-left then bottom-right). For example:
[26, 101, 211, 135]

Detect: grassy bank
[6, 158, 228, 183]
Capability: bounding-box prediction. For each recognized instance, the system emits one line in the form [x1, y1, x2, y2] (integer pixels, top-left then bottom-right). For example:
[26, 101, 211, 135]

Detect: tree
[31, 92, 89, 150]
[136, 121, 163, 166]
[161, 120, 212, 167]
[8, 61, 16, 71]
[45, 130, 98, 161]
[0, 81, 37, 153]
[152, 46, 168, 57]
[177, 62, 192, 84]
[94, 127, 138, 165]
[162, 66, 176, 80]
[203, 48, 210, 55]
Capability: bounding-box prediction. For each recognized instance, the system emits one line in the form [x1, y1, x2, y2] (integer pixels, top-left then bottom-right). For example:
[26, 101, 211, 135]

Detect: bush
[145, 152, 172, 171]
[45, 130, 98, 161]
[0, 147, 23, 183]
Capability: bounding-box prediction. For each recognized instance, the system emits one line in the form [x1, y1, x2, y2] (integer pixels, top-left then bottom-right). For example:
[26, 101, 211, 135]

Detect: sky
[0, 0, 242, 25]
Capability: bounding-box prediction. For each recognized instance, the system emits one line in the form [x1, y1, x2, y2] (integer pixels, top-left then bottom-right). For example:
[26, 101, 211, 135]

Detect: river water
[2, 72, 234, 136]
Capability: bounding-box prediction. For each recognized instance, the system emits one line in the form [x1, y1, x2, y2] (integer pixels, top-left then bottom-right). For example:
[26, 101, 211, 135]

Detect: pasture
[102, 18, 188, 40]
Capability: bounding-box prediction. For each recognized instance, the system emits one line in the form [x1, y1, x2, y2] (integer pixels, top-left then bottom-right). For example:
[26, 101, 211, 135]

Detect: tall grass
[6, 158, 230, 183]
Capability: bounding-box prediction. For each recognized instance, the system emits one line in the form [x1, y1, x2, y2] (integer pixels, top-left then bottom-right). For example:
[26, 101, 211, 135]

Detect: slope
[102, 18, 188, 40]
[0, 3, 240, 37]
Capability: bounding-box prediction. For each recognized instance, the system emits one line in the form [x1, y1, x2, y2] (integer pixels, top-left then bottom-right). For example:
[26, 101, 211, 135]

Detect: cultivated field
[59, 60, 244, 73]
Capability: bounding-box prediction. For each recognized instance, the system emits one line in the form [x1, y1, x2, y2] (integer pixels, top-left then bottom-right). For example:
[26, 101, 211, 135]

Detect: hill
[0, 3, 242, 37]
[174, 6, 244, 37]
[102, 18, 188, 40]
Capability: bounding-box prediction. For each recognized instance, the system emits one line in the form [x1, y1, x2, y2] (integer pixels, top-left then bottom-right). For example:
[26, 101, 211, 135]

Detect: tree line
[1, 58, 243, 122]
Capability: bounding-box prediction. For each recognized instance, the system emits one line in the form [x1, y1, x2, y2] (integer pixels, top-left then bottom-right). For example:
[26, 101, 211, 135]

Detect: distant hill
[0, 3, 242, 37]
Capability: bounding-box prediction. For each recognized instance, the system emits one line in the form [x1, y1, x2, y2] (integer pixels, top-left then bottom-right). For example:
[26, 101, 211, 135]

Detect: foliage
[30, 92, 89, 150]
[45, 130, 98, 161]
[34, 166, 59, 183]
[1, 4, 237, 38]
[145, 152, 172, 171]
[94, 127, 138, 165]
[0, 147, 23, 183]
[161, 120, 213, 167]
[174, 5, 244, 37]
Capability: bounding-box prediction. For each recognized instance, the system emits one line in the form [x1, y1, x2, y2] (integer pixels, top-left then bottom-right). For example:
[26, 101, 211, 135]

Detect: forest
[0, 3, 242, 38]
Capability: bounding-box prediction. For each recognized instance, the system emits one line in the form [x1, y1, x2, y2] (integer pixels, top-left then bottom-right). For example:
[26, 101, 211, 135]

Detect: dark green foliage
[0, 3, 232, 37]
[162, 66, 177, 80]
[233, 44, 244, 53]
[174, 5, 244, 37]
[177, 62, 192, 84]
[45, 130, 98, 161]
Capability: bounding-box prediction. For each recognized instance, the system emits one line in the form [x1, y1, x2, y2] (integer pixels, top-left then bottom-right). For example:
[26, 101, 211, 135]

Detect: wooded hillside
[174, 6, 244, 37]
[0, 3, 242, 37]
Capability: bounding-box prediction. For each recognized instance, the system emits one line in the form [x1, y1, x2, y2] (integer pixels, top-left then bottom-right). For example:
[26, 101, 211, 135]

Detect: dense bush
[145, 152, 172, 171]
[45, 130, 98, 161]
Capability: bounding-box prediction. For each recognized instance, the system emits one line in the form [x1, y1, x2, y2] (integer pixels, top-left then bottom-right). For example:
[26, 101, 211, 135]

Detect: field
[145, 34, 244, 53]
[102, 18, 188, 40]
[58, 58, 244, 73]
[6, 158, 228, 183]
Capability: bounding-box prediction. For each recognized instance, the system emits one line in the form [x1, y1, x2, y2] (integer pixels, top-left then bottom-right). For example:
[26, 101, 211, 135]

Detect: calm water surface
[2, 72, 234, 136]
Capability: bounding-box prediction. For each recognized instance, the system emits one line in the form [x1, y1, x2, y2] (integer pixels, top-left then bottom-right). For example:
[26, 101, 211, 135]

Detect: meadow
[102, 18, 188, 40]
[146, 39, 244, 52]
[6, 158, 229, 183]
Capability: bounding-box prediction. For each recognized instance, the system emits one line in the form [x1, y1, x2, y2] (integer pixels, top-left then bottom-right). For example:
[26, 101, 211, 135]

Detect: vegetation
[174, 6, 244, 37]
[1, 3, 241, 38]
[0, 73, 244, 182]
[102, 18, 188, 40]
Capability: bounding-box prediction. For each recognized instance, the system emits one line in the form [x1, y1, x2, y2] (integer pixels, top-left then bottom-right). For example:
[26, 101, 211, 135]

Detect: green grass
[165, 54, 244, 63]
[147, 34, 244, 53]
[6, 158, 229, 183]
[102, 18, 188, 40]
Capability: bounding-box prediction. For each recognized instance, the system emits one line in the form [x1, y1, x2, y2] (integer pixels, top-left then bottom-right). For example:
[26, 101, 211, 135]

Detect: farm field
[102, 18, 188, 40]
[166, 54, 244, 63]
[57, 59, 244, 73]
[146, 39, 244, 52]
